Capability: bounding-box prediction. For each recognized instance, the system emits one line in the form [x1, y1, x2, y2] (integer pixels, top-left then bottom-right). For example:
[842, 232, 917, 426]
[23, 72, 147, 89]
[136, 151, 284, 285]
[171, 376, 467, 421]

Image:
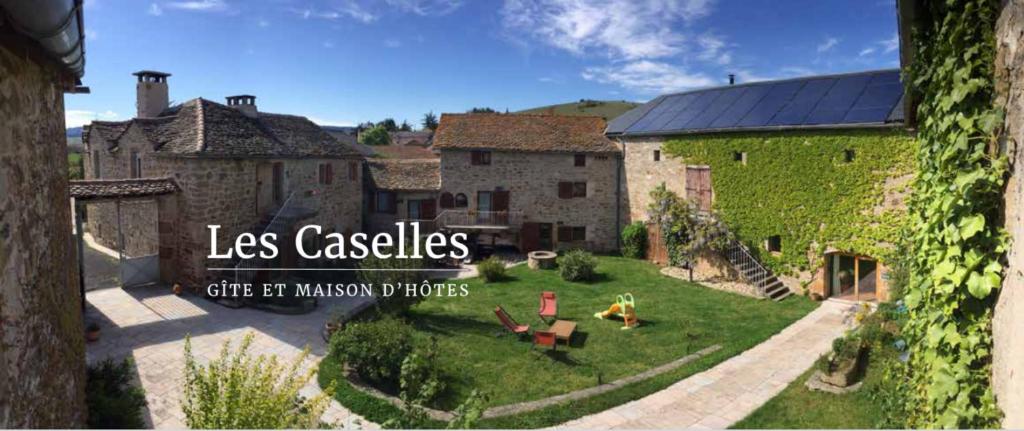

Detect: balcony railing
[434, 210, 523, 230]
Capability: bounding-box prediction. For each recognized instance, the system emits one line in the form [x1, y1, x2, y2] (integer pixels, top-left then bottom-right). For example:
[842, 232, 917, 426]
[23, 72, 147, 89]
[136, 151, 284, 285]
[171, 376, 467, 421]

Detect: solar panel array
[607, 69, 904, 135]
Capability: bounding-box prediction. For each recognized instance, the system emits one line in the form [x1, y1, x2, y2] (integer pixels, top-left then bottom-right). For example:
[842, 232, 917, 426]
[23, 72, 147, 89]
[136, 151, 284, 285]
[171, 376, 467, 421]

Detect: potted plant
[85, 322, 101, 342]
[817, 336, 865, 387]
[172, 283, 183, 296]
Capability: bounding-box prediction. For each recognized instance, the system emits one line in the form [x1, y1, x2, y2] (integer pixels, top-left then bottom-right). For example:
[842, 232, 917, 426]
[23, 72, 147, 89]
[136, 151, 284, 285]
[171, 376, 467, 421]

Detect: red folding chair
[538, 291, 557, 322]
[495, 306, 530, 337]
[532, 330, 557, 352]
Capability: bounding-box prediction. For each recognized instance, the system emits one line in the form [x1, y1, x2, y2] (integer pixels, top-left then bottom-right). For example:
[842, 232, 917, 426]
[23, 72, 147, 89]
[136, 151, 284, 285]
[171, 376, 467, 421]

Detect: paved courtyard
[85, 285, 379, 429]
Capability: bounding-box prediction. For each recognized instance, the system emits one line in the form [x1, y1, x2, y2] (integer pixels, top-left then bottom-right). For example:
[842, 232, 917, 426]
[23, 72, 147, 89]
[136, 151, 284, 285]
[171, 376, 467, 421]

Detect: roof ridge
[195, 98, 206, 152]
[655, 68, 901, 99]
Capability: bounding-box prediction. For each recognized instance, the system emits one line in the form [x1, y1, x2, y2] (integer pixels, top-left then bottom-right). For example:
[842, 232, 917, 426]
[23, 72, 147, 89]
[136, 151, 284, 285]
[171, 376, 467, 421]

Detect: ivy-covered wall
[661, 129, 917, 275]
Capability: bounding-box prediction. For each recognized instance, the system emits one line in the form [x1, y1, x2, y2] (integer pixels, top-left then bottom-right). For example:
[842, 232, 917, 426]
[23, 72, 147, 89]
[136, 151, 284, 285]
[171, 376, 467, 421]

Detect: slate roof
[69, 178, 179, 200]
[367, 159, 441, 191]
[390, 131, 433, 146]
[84, 98, 361, 158]
[432, 113, 619, 154]
[607, 69, 906, 137]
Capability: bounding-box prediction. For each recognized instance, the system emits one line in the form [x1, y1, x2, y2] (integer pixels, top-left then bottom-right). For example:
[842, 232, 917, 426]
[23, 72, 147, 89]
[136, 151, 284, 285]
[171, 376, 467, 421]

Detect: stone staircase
[723, 239, 792, 301]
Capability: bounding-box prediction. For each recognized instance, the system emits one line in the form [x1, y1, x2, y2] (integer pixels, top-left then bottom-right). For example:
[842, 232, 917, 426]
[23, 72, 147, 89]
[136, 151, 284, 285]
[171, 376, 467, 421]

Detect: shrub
[182, 333, 332, 429]
[384, 340, 448, 428]
[86, 358, 147, 429]
[558, 249, 598, 282]
[329, 316, 413, 388]
[359, 248, 425, 315]
[620, 222, 648, 259]
[477, 257, 505, 282]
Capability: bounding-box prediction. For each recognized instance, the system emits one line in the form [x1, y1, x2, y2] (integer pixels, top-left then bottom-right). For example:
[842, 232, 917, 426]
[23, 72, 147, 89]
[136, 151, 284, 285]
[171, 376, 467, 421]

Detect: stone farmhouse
[83, 71, 364, 287]
[366, 158, 441, 233]
[608, 69, 913, 302]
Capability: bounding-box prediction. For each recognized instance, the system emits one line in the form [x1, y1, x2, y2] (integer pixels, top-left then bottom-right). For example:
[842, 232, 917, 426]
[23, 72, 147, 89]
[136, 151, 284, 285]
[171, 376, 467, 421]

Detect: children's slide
[594, 293, 638, 329]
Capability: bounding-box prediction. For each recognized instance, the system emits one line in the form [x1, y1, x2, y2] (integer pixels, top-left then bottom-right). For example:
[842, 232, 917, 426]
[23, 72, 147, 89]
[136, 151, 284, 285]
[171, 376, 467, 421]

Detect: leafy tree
[379, 118, 398, 132]
[422, 111, 438, 131]
[467, 107, 496, 114]
[399, 120, 412, 132]
[647, 184, 733, 267]
[358, 125, 391, 146]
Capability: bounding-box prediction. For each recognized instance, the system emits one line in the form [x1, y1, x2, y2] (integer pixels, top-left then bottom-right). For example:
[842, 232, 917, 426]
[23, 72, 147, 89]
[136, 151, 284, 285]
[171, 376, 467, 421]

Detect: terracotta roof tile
[432, 113, 619, 154]
[367, 159, 441, 191]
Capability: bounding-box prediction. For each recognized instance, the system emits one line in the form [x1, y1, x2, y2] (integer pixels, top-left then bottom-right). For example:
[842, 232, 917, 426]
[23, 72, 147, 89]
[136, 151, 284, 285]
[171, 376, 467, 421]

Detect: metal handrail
[725, 239, 773, 296]
[434, 209, 524, 228]
[233, 191, 297, 285]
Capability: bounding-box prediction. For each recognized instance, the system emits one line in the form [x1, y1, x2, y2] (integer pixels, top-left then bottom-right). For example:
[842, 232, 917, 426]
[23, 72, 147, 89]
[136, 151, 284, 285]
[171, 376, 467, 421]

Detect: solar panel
[661, 90, 723, 131]
[766, 78, 837, 126]
[639, 93, 701, 131]
[708, 85, 772, 128]
[802, 74, 872, 125]
[736, 80, 806, 127]
[685, 87, 748, 129]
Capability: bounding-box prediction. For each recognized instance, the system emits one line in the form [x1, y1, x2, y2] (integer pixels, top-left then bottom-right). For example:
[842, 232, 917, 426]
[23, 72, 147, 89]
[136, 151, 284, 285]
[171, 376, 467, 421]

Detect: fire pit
[528, 250, 557, 270]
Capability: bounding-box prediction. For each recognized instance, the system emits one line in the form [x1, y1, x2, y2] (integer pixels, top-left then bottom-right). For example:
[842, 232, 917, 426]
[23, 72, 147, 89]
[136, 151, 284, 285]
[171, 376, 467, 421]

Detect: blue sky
[67, 0, 901, 129]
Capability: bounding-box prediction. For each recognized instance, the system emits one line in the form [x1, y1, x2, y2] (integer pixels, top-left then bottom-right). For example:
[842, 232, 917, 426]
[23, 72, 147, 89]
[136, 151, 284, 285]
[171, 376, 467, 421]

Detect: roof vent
[226, 95, 257, 118]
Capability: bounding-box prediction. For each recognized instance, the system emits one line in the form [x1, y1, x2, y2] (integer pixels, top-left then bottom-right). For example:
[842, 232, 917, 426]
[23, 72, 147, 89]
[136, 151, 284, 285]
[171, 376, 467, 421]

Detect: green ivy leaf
[958, 214, 985, 240]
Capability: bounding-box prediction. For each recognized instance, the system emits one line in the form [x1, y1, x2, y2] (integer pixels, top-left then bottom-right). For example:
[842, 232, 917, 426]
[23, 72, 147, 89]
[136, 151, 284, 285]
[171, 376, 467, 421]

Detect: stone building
[432, 113, 622, 252]
[83, 72, 364, 288]
[607, 69, 912, 301]
[0, 1, 88, 426]
[366, 159, 441, 233]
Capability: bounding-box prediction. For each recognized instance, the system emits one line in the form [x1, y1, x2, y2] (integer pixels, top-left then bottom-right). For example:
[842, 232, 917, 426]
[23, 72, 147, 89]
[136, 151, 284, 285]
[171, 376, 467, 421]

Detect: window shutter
[557, 226, 572, 242]
[471, 151, 481, 165]
[440, 192, 454, 209]
[387, 193, 397, 214]
[558, 182, 572, 199]
[326, 164, 334, 184]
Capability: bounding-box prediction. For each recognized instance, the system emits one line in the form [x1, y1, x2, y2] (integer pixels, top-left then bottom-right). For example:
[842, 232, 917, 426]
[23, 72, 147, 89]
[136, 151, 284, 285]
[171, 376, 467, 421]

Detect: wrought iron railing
[435, 210, 523, 229]
[233, 191, 297, 286]
[723, 239, 774, 296]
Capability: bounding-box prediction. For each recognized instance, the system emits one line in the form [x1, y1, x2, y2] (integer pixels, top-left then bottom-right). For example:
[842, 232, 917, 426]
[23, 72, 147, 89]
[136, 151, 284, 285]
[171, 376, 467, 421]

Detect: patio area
[84, 285, 378, 429]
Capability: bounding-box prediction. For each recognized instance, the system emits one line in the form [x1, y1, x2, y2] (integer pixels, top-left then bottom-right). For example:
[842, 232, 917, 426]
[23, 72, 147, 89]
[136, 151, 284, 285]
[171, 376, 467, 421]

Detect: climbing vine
[662, 129, 916, 275]
[894, 0, 1006, 427]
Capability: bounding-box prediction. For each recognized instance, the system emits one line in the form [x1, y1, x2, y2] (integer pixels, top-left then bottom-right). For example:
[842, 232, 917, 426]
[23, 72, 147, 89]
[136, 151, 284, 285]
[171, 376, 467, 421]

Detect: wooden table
[549, 320, 577, 345]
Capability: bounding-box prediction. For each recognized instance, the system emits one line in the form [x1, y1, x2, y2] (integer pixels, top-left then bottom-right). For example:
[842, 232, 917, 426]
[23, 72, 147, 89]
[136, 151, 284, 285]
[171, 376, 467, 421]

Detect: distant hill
[517, 99, 641, 121]
[67, 127, 82, 137]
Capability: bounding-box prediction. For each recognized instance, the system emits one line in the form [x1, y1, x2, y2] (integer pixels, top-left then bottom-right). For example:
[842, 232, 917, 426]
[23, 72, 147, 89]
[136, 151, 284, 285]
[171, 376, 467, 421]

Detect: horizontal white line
[207, 268, 469, 272]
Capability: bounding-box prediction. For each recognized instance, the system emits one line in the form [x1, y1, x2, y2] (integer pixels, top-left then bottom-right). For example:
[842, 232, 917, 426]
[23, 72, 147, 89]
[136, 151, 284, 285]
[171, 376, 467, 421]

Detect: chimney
[728, 74, 735, 85]
[226, 95, 258, 118]
[132, 70, 171, 118]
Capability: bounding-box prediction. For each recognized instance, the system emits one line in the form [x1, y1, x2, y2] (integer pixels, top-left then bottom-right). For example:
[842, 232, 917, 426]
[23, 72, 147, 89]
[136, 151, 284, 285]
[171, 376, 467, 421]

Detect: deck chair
[538, 291, 557, 322]
[495, 306, 529, 337]
[531, 330, 557, 352]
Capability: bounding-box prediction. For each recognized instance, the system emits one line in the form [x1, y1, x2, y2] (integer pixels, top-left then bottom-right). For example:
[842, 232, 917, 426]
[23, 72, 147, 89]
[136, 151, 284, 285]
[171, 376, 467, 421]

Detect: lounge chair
[495, 306, 529, 336]
[538, 291, 557, 322]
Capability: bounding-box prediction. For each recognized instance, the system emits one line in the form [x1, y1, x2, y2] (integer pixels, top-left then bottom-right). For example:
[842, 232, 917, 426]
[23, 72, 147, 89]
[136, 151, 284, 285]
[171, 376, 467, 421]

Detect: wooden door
[646, 222, 668, 265]
[492, 190, 510, 224]
[520, 222, 540, 252]
[421, 199, 437, 220]
[685, 166, 712, 211]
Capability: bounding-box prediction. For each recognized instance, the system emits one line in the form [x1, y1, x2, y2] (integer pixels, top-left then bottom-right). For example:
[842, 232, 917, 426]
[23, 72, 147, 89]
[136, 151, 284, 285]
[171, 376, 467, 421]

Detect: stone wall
[0, 37, 86, 427]
[618, 137, 690, 223]
[994, 2, 1024, 426]
[439, 149, 620, 251]
[366, 191, 438, 233]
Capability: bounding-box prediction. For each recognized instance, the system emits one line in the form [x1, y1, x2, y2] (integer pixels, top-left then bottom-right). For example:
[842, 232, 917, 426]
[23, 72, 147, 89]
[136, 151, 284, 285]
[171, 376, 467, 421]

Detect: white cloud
[66, 110, 119, 128]
[538, 76, 556, 83]
[582, 60, 714, 94]
[859, 47, 876, 57]
[295, 1, 377, 23]
[166, 0, 228, 12]
[696, 33, 731, 65]
[384, 0, 463, 16]
[501, 0, 715, 61]
[148, 3, 163, 15]
[880, 33, 899, 53]
[817, 37, 839, 53]
[383, 38, 402, 48]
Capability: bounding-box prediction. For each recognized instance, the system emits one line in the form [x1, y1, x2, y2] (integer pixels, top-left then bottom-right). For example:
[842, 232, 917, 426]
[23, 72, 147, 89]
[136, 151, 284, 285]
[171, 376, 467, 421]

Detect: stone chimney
[226, 95, 258, 118]
[132, 70, 170, 118]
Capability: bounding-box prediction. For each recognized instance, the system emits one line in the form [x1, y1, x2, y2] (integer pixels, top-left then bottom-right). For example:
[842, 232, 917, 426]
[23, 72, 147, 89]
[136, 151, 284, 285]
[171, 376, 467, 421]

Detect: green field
[517, 100, 640, 120]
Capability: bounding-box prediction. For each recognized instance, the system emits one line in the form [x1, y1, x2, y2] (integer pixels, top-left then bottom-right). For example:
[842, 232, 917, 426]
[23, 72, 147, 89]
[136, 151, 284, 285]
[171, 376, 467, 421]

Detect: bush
[86, 358, 147, 429]
[329, 316, 413, 388]
[384, 340, 448, 428]
[359, 248, 425, 315]
[620, 222, 647, 259]
[182, 333, 332, 429]
[558, 249, 598, 282]
[477, 257, 505, 282]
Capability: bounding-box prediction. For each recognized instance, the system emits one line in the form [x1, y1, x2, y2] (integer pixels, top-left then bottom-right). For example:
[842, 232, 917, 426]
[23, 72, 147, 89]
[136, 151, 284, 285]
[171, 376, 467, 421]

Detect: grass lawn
[731, 346, 896, 429]
[320, 255, 817, 427]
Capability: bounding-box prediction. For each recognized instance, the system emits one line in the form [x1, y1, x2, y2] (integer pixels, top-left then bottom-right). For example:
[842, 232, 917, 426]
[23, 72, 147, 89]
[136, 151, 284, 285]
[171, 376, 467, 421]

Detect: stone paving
[84, 285, 379, 429]
[556, 299, 859, 429]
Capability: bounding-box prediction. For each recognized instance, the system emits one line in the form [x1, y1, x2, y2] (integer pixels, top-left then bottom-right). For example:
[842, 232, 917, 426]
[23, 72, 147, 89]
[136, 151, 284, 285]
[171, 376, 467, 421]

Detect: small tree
[358, 125, 391, 146]
[647, 184, 733, 267]
[379, 118, 398, 132]
[182, 333, 333, 429]
[399, 120, 413, 132]
[422, 111, 439, 131]
[620, 222, 648, 259]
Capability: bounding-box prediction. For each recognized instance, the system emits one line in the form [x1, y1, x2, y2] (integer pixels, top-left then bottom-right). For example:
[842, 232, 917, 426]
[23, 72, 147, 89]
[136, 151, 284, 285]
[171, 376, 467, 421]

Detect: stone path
[556, 299, 859, 429]
[85, 285, 379, 429]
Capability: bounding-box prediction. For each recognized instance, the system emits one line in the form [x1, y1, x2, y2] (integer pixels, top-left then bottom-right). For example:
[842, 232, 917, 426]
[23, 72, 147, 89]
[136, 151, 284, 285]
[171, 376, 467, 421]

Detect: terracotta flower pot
[172, 283, 183, 296]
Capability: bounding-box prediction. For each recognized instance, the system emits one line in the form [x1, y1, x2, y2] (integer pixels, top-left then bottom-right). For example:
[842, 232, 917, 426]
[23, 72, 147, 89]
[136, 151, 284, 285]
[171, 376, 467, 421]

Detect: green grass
[320, 256, 817, 428]
[731, 348, 896, 429]
[517, 100, 640, 120]
[68, 152, 83, 180]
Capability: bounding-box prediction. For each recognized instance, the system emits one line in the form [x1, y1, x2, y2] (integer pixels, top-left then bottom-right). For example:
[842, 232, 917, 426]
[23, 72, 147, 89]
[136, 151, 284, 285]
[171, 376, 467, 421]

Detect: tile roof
[367, 159, 441, 191]
[390, 131, 433, 146]
[372, 144, 439, 160]
[607, 69, 906, 136]
[432, 113, 619, 154]
[84, 98, 361, 158]
[69, 178, 179, 200]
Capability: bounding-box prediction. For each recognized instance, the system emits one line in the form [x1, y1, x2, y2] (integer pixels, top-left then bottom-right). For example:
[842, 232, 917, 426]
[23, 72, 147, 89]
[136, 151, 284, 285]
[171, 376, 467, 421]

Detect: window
[733, 151, 747, 164]
[349, 161, 358, 181]
[92, 150, 101, 178]
[477, 191, 492, 212]
[653, 150, 661, 162]
[318, 163, 334, 185]
[440, 192, 455, 209]
[766, 235, 782, 253]
[844, 149, 856, 163]
[558, 182, 587, 198]
[574, 154, 586, 167]
[374, 191, 396, 214]
[557, 226, 587, 242]
[454, 193, 468, 208]
[130, 150, 142, 178]
[470, 150, 491, 165]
